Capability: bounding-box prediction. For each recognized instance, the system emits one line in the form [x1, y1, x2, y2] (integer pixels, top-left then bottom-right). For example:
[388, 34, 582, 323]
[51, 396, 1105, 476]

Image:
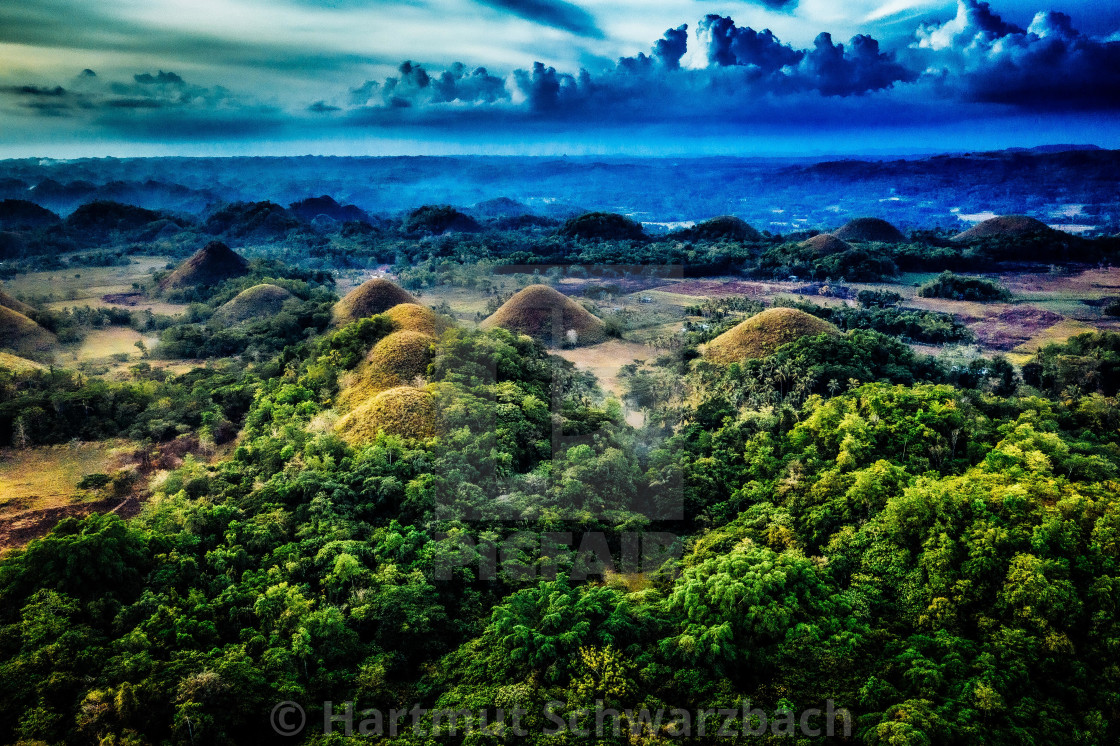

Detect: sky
[1, 0, 1119, 156]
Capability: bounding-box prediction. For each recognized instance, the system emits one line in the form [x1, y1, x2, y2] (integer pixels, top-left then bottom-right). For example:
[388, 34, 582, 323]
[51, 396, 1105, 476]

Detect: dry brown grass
[953, 215, 1054, 242]
[212, 283, 294, 326]
[481, 284, 605, 346]
[333, 278, 418, 324]
[339, 330, 435, 410]
[66, 327, 159, 366]
[0, 441, 128, 515]
[801, 234, 852, 255]
[0, 305, 56, 358]
[336, 385, 438, 444]
[1013, 319, 1098, 354]
[0, 351, 45, 373]
[383, 303, 451, 337]
[0, 286, 34, 315]
[704, 307, 839, 364]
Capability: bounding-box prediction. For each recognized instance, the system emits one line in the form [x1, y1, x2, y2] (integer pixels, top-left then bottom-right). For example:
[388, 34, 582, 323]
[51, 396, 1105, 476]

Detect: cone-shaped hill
[211, 284, 294, 326]
[333, 278, 418, 324]
[383, 303, 451, 338]
[480, 284, 605, 346]
[160, 241, 249, 290]
[833, 218, 906, 243]
[0, 286, 34, 316]
[0, 305, 56, 358]
[952, 215, 1058, 242]
[688, 216, 762, 241]
[704, 308, 839, 364]
[340, 330, 436, 410]
[336, 386, 438, 444]
[801, 234, 852, 255]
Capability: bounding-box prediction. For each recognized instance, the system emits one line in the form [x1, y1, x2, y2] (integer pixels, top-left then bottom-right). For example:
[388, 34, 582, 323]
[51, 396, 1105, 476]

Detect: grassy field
[1013, 319, 1098, 354]
[68, 327, 161, 363]
[555, 339, 664, 427]
[0, 440, 128, 516]
[5, 256, 189, 316]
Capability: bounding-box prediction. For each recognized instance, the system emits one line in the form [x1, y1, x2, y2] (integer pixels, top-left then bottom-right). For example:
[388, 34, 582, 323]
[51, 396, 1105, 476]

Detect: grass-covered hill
[210, 283, 295, 326]
[952, 214, 1058, 241]
[0, 305, 56, 358]
[333, 278, 418, 324]
[833, 216, 907, 243]
[159, 241, 250, 290]
[481, 284, 606, 346]
[704, 307, 839, 363]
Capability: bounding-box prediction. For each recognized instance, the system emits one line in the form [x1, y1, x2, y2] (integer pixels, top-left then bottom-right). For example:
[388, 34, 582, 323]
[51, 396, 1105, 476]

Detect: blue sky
[1, 0, 1118, 156]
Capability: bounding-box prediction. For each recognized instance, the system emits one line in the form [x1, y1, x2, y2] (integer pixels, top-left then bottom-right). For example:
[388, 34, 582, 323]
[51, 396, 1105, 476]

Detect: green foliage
[918, 271, 1012, 301]
[1022, 331, 1120, 397]
[0, 364, 256, 446]
[757, 242, 899, 281]
[558, 212, 645, 241]
[4, 263, 1120, 746]
[774, 296, 974, 345]
[857, 288, 903, 308]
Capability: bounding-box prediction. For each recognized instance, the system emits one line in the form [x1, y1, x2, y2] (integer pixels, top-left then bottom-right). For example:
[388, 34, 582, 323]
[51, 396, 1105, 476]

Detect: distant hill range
[0, 147, 1116, 233]
[1003, 144, 1102, 154]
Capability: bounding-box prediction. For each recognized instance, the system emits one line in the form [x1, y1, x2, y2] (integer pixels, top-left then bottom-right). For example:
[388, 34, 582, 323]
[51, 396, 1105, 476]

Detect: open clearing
[1013, 319, 1098, 354]
[65, 327, 161, 364]
[0, 440, 137, 552]
[555, 339, 664, 427]
[5, 256, 189, 316]
[0, 440, 129, 514]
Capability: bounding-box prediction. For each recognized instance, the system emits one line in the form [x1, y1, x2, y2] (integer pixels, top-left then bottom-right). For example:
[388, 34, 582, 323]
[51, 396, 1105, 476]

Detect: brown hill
[951, 215, 1057, 242]
[0, 306, 56, 358]
[480, 284, 605, 346]
[833, 218, 906, 243]
[801, 234, 852, 255]
[704, 307, 839, 364]
[160, 241, 249, 290]
[211, 284, 294, 326]
[339, 330, 435, 410]
[688, 215, 762, 241]
[336, 386, 438, 444]
[383, 303, 451, 338]
[333, 278, 417, 324]
[0, 351, 46, 373]
[0, 286, 34, 316]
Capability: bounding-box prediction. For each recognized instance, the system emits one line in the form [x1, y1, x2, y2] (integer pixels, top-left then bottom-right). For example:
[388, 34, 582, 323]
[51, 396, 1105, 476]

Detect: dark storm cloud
[699, 14, 803, 70]
[914, 0, 1120, 108]
[5, 3, 1119, 145]
[349, 61, 510, 108]
[737, 0, 799, 11]
[696, 15, 915, 95]
[805, 33, 918, 96]
[475, 0, 602, 37]
[653, 25, 689, 70]
[338, 17, 917, 133]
